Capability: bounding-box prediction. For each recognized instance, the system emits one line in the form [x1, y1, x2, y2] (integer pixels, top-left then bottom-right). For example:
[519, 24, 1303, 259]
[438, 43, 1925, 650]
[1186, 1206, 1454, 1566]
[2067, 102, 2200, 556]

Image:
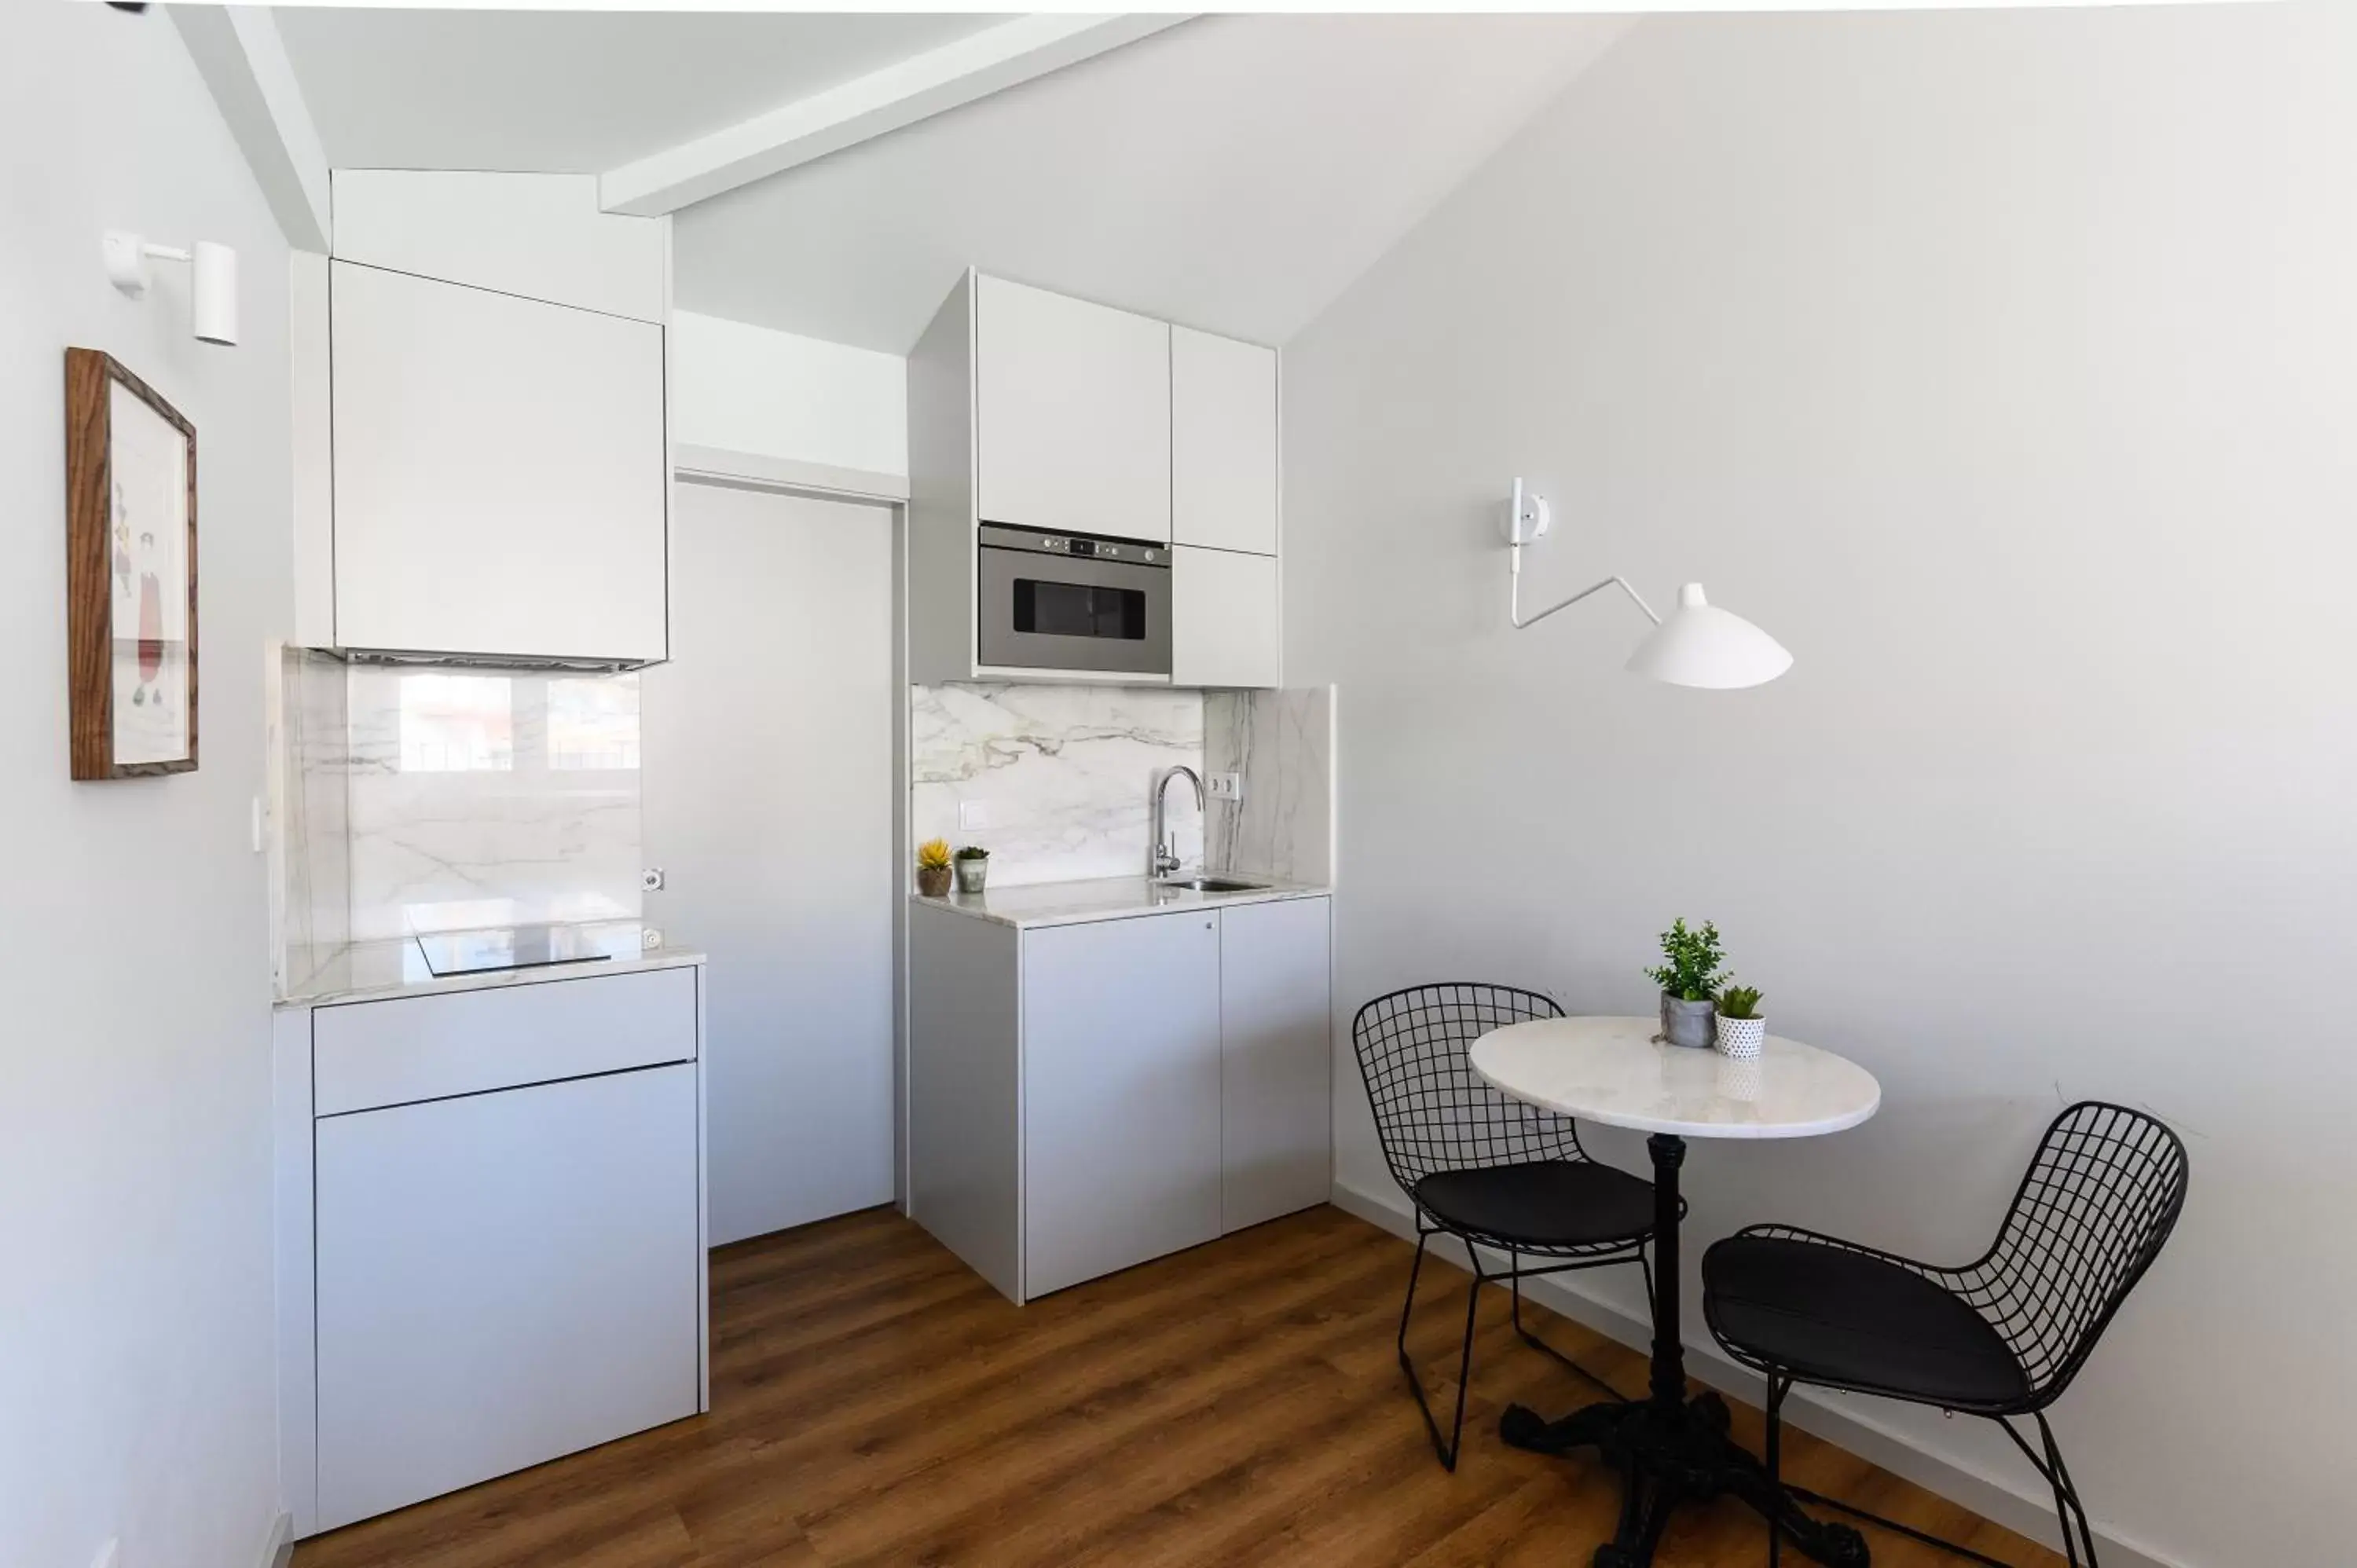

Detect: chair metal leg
[2037, 1412, 2099, 1567]
[1787, 1408, 2079, 1568]
[1395, 1227, 1484, 1471]
[1508, 1250, 1631, 1404]
[1765, 1376, 1785, 1568]
[1395, 1230, 1457, 1470]
[1440, 1250, 1486, 1471]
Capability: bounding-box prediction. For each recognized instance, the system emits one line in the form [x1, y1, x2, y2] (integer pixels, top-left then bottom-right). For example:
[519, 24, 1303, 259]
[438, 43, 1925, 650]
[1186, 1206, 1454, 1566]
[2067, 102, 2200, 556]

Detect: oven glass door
[978, 545, 1171, 676]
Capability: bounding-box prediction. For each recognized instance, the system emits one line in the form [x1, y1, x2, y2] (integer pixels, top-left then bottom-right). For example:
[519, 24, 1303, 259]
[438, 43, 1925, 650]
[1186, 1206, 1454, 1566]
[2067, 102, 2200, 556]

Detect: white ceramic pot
[955, 857, 988, 895]
[1715, 1015, 1765, 1060]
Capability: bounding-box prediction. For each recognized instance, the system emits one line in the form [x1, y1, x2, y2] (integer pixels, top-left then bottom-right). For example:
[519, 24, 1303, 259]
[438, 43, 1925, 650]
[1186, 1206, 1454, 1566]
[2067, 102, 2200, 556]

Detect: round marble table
[1468, 1017, 1882, 1568]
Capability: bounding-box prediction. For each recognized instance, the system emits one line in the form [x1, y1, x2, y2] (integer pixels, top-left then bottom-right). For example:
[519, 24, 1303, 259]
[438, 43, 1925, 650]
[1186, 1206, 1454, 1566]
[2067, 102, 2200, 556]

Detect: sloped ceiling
[269, 9, 1631, 353]
[276, 9, 1010, 174]
[673, 15, 1632, 351]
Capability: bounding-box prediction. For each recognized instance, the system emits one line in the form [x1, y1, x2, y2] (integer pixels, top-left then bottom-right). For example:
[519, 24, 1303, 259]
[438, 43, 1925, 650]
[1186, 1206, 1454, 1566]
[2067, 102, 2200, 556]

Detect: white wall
[0, 4, 292, 1563]
[1284, 6, 2356, 1567]
[670, 310, 907, 482]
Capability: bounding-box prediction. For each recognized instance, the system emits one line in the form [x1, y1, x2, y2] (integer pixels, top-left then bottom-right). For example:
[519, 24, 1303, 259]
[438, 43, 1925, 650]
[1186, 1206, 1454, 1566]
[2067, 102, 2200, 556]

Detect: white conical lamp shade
[1624, 583, 1792, 689]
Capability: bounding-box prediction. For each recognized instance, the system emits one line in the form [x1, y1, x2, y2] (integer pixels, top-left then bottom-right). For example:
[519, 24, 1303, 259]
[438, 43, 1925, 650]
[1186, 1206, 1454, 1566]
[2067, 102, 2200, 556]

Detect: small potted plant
[916, 838, 953, 898]
[1644, 918, 1727, 1050]
[954, 844, 991, 895]
[1714, 984, 1765, 1061]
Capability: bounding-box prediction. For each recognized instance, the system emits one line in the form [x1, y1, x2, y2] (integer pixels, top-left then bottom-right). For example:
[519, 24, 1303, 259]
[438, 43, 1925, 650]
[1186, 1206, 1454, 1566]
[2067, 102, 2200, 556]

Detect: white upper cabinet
[1173, 546, 1279, 689]
[975, 275, 1171, 544]
[1171, 326, 1278, 556]
[331, 170, 667, 324]
[329, 262, 669, 663]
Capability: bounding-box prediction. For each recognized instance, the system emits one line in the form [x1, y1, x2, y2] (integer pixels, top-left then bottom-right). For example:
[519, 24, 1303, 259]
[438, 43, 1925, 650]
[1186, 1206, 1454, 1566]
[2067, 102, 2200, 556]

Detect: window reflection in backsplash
[295, 664, 647, 942]
[398, 672, 514, 772]
[550, 677, 640, 771]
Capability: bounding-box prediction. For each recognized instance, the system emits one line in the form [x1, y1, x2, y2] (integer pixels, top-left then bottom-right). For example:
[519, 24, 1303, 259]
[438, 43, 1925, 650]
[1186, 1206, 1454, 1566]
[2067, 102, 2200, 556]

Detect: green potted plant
[954, 844, 991, 895]
[1644, 918, 1727, 1050]
[915, 838, 954, 899]
[1715, 984, 1765, 1061]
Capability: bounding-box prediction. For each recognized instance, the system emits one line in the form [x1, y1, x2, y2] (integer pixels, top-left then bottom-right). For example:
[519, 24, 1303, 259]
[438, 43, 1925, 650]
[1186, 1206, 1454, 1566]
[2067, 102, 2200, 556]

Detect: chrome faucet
[1151, 765, 1204, 879]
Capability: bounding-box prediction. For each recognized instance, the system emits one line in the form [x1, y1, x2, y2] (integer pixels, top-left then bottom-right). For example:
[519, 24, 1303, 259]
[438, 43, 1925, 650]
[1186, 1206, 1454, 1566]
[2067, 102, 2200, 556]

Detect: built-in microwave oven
[977, 523, 1172, 677]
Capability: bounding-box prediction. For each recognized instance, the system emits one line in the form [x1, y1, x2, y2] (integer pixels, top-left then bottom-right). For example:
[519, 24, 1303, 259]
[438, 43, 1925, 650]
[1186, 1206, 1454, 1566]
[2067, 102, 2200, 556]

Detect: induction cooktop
[410, 920, 644, 978]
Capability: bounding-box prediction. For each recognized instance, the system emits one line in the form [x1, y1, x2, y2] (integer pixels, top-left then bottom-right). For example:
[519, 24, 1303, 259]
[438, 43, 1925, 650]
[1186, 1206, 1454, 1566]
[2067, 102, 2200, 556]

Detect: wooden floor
[295, 1205, 2065, 1568]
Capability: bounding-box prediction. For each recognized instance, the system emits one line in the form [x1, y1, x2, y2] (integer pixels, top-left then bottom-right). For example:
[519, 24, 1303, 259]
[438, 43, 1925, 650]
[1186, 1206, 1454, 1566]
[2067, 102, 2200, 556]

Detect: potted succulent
[916, 837, 953, 898]
[1644, 918, 1727, 1050]
[1714, 984, 1765, 1061]
[954, 844, 991, 895]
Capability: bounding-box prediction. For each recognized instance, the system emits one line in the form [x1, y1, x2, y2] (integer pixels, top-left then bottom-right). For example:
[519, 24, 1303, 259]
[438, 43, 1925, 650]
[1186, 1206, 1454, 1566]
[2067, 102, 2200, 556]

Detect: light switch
[959, 800, 991, 830]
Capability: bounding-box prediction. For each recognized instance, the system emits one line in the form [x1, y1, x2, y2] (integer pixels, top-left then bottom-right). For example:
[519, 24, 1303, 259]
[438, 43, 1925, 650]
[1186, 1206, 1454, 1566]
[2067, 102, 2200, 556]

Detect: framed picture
[64, 348, 198, 779]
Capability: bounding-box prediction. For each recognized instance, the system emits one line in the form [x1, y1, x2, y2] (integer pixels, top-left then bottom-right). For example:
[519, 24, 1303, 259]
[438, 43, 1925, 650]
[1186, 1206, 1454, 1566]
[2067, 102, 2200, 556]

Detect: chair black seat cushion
[1703, 1235, 2031, 1410]
[1411, 1159, 1655, 1250]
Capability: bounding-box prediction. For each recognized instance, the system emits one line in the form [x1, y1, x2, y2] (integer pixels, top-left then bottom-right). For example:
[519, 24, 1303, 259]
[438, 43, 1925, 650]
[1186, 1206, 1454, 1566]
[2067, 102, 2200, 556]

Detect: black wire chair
[1351, 982, 1663, 1471]
[1703, 1101, 2189, 1568]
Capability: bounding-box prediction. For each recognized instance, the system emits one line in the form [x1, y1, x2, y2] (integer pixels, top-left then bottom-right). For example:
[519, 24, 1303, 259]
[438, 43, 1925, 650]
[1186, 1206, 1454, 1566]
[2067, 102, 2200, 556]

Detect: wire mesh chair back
[1351, 984, 1590, 1198]
[1952, 1101, 2189, 1408]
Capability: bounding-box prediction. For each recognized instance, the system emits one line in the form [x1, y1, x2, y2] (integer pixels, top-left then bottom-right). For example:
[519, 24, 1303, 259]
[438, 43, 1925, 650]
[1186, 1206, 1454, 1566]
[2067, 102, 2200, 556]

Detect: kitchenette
[259, 176, 1330, 1544]
[264, 168, 708, 1540]
[899, 268, 1339, 1305]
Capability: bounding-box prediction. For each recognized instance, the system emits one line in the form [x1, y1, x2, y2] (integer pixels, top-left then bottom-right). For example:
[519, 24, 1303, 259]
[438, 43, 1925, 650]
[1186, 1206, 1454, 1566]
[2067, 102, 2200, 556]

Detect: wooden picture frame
[64, 348, 199, 779]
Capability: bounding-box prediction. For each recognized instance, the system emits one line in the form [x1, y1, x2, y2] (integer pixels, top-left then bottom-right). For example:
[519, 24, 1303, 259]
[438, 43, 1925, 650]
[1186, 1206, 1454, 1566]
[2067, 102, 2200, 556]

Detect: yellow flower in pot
[916, 837, 953, 898]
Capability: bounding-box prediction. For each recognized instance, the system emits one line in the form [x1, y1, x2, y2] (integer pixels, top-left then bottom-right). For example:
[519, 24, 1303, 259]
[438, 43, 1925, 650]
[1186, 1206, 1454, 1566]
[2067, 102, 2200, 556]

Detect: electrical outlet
[1206, 772, 1243, 802]
[959, 800, 991, 830]
[640, 867, 664, 892]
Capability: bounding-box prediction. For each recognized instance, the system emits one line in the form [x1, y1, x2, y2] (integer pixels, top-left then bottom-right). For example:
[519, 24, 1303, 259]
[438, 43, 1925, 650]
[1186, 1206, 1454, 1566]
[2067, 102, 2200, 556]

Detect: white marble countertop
[1471, 1015, 1882, 1140]
[280, 932, 705, 1008]
[911, 874, 1332, 930]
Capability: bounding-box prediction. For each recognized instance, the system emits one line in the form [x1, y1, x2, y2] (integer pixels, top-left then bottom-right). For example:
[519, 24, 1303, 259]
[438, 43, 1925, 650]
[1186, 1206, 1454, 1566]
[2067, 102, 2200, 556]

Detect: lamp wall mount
[104, 230, 239, 345]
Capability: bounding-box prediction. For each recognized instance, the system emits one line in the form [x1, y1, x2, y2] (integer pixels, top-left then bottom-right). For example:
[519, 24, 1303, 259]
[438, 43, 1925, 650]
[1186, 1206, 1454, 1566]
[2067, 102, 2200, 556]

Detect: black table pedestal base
[1501, 1389, 1870, 1568]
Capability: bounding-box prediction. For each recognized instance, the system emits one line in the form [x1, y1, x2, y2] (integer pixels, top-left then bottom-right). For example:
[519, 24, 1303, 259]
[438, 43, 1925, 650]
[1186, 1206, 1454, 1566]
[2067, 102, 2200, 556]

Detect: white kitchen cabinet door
[1023, 910, 1222, 1297]
[975, 275, 1171, 544]
[1219, 898, 1332, 1233]
[1172, 546, 1280, 688]
[330, 262, 669, 662]
[314, 1064, 700, 1530]
[1172, 327, 1277, 556]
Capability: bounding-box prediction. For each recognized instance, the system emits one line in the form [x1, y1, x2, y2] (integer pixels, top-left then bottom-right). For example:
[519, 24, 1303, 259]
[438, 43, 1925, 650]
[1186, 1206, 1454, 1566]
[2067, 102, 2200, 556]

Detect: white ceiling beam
[599, 13, 1194, 218]
[169, 5, 332, 252]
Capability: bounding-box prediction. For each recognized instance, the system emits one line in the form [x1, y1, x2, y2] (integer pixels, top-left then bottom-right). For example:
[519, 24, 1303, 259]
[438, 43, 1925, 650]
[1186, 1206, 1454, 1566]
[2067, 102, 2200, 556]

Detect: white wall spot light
[104, 230, 238, 346]
[1502, 477, 1791, 690]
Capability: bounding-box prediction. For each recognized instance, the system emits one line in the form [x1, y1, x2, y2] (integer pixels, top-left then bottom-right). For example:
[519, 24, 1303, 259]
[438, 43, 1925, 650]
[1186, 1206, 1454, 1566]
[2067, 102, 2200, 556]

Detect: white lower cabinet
[313, 1063, 702, 1530]
[279, 965, 707, 1537]
[912, 897, 1329, 1303]
[1218, 897, 1333, 1232]
[1023, 912, 1224, 1298]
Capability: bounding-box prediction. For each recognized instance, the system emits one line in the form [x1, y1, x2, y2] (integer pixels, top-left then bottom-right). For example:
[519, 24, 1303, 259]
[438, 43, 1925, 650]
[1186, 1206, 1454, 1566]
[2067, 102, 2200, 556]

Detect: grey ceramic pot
[955, 857, 989, 895]
[1660, 992, 1717, 1050]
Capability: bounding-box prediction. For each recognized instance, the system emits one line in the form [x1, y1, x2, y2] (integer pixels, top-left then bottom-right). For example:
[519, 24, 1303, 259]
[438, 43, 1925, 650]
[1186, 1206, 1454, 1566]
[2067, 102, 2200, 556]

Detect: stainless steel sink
[1156, 877, 1266, 894]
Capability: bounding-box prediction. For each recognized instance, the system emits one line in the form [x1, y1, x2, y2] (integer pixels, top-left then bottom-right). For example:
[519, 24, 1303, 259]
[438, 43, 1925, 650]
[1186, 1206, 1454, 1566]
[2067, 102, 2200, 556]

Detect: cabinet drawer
[314, 966, 697, 1116]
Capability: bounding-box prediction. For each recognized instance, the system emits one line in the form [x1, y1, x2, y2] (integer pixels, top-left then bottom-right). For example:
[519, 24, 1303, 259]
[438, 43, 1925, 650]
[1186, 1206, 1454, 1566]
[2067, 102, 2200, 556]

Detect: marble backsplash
[275, 647, 352, 980]
[1206, 686, 1336, 886]
[911, 683, 1205, 886]
[279, 661, 644, 958]
[343, 665, 642, 940]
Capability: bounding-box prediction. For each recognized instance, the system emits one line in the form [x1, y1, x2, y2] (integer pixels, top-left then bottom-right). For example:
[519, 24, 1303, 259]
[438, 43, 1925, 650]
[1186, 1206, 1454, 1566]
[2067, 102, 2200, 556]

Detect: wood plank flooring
[294, 1204, 2066, 1568]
